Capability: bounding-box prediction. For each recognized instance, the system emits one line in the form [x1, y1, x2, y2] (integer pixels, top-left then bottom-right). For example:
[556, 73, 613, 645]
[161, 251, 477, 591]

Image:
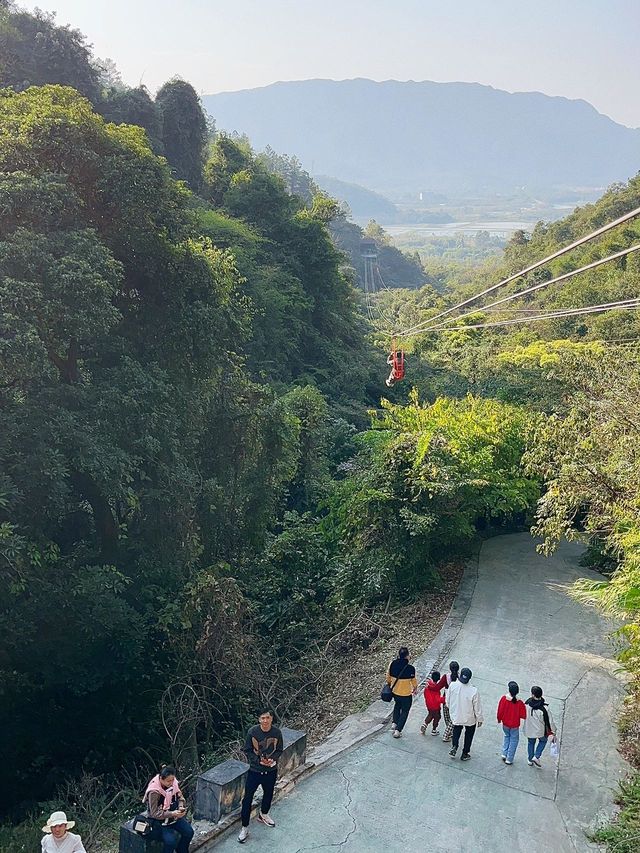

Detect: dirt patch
[290, 560, 464, 748]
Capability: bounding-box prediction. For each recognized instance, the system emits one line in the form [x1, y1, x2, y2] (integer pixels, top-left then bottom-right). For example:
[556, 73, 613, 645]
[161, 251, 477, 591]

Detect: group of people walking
[43, 653, 555, 852]
[386, 647, 557, 765]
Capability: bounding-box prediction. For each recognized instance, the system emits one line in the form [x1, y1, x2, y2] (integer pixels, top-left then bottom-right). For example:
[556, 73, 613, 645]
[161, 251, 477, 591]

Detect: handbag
[133, 791, 179, 835]
[132, 814, 154, 836]
[380, 662, 409, 702]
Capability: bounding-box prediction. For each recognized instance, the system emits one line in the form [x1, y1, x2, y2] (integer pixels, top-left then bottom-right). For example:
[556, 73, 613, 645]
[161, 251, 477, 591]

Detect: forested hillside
[1, 3, 639, 852]
[372, 178, 640, 851]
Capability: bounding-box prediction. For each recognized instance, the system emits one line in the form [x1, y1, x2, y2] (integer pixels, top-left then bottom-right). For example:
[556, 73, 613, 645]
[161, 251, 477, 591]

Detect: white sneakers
[532, 757, 542, 767]
[239, 814, 276, 842]
[393, 730, 402, 738]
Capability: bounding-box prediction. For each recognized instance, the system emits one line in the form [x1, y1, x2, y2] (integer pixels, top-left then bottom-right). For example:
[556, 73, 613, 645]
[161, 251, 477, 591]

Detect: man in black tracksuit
[238, 710, 283, 844]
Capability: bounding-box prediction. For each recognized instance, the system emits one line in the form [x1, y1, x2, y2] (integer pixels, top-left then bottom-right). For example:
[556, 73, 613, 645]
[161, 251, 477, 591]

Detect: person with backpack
[447, 666, 483, 761]
[524, 686, 556, 766]
[496, 681, 526, 765]
[437, 660, 460, 742]
[385, 647, 418, 738]
[421, 670, 445, 736]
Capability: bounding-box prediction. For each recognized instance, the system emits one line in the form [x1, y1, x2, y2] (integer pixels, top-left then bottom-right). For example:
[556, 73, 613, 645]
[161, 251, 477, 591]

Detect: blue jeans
[149, 817, 194, 853]
[528, 736, 548, 761]
[502, 725, 520, 761]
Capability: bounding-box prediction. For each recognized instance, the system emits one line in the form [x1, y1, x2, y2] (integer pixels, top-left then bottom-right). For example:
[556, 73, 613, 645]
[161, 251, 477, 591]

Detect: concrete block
[194, 758, 249, 822]
[279, 727, 307, 776]
[192, 728, 307, 823]
[119, 820, 163, 853]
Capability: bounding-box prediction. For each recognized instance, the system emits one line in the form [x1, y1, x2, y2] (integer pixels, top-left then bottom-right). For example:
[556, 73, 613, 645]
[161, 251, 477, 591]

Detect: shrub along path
[212, 533, 628, 852]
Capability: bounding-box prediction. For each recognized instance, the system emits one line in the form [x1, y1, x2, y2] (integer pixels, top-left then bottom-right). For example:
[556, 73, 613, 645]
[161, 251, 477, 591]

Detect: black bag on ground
[380, 662, 409, 702]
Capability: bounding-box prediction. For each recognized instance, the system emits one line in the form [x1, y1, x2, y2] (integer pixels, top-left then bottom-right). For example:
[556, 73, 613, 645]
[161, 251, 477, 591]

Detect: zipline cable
[427, 298, 640, 332]
[427, 244, 640, 331]
[393, 205, 640, 338]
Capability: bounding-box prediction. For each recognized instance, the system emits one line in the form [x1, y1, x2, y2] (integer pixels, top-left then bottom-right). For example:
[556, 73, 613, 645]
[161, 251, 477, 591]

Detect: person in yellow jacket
[386, 646, 418, 738]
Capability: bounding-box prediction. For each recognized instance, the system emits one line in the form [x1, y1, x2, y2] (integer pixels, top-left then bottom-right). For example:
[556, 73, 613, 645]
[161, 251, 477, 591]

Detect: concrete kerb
[192, 550, 480, 850]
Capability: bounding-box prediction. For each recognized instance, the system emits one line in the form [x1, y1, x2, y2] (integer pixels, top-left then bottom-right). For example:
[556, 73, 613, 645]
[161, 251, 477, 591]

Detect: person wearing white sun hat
[41, 811, 86, 852]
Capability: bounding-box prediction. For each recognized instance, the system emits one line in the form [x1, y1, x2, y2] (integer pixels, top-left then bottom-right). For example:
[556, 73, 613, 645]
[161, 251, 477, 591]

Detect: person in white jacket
[523, 685, 556, 767]
[447, 667, 484, 761]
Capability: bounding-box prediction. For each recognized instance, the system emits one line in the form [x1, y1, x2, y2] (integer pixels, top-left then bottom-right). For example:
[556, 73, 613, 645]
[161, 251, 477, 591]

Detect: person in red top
[496, 680, 527, 765]
[420, 670, 445, 736]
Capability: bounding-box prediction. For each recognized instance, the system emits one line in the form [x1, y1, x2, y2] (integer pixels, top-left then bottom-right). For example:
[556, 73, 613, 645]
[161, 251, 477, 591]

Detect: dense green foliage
[376, 178, 640, 851]
[0, 2, 210, 189]
[0, 82, 535, 833]
[256, 148, 426, 290]
[0, 1, 101, 102]
[324, 393, 537, 602]
[0, 84, 371, 812]
[1, 8, 639, 852]
[156, 78, 208, 190]
[100, 85, 164, 153]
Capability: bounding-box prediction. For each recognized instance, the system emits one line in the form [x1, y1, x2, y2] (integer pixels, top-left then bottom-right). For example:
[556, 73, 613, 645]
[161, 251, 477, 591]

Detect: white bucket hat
[42, 811, 75, 832]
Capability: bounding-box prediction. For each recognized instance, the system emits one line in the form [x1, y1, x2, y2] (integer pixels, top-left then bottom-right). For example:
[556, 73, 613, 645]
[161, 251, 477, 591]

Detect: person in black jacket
[238, 710, 283, 844]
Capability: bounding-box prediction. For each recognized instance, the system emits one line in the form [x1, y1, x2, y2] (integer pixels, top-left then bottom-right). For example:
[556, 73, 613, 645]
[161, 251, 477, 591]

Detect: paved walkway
[214, 534, 628, 852]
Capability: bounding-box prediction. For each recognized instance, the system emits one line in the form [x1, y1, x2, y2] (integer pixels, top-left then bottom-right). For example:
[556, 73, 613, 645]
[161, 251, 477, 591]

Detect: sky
[24, 0, 640, 128]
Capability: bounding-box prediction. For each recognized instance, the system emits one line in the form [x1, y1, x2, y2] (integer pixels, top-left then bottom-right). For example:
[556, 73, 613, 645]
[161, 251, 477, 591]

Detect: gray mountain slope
[202, 78, 640, 197]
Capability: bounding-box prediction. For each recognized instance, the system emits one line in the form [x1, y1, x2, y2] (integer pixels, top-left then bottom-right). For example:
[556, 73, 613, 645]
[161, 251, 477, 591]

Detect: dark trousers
[452, 723, 476, 754]
[241, 769, 277, 827]
[424, 708, 442, 729]
[149, 817, 194, 853]
[392, 694, 413, 732]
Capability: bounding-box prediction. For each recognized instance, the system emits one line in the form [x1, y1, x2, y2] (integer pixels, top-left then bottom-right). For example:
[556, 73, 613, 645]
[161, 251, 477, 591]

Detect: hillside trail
[212, 533, 628, 852]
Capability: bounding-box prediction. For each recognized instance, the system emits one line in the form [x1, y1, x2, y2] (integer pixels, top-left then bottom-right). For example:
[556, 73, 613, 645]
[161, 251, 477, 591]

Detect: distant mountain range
[203, 79, 640, 200]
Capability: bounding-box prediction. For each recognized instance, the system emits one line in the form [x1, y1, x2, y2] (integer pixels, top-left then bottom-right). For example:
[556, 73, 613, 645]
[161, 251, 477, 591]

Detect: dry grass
[291, 560, 464, 747]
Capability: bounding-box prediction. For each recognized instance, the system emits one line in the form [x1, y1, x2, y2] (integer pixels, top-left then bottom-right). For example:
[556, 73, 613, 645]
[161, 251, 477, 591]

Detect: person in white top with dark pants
[447, 666, 484, 761]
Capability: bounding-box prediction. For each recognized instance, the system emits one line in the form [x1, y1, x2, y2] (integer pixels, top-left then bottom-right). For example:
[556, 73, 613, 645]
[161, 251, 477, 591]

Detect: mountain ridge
[208, 77, 623, 125]
[202, 78, 640, 199]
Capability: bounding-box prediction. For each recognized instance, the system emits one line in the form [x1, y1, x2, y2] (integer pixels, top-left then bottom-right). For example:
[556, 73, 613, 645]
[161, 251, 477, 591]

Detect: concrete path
[214, 534, 628, 852]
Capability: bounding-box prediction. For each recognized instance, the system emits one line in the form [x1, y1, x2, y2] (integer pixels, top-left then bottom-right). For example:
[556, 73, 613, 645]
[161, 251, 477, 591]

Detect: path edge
[193, 548, 481, 850]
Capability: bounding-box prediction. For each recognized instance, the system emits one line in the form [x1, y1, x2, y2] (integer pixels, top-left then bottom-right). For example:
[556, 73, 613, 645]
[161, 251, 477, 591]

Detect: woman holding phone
[144, 764, 194, 853]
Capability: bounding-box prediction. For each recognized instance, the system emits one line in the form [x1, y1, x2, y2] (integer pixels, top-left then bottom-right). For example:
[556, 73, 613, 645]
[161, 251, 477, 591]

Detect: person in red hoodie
[420, 670, 445, 736]
[496, 680, 527, 765]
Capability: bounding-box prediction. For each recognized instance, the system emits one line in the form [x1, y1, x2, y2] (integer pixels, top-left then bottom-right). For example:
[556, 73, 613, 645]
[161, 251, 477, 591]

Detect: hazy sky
[25, 0, 640, 127]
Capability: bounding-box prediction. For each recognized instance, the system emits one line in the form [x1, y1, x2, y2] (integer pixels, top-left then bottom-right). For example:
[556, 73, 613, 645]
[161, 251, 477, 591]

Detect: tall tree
[0, 4, 101, 102]
[100, 85, 164, 153]
[156, 78, 208, 191]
